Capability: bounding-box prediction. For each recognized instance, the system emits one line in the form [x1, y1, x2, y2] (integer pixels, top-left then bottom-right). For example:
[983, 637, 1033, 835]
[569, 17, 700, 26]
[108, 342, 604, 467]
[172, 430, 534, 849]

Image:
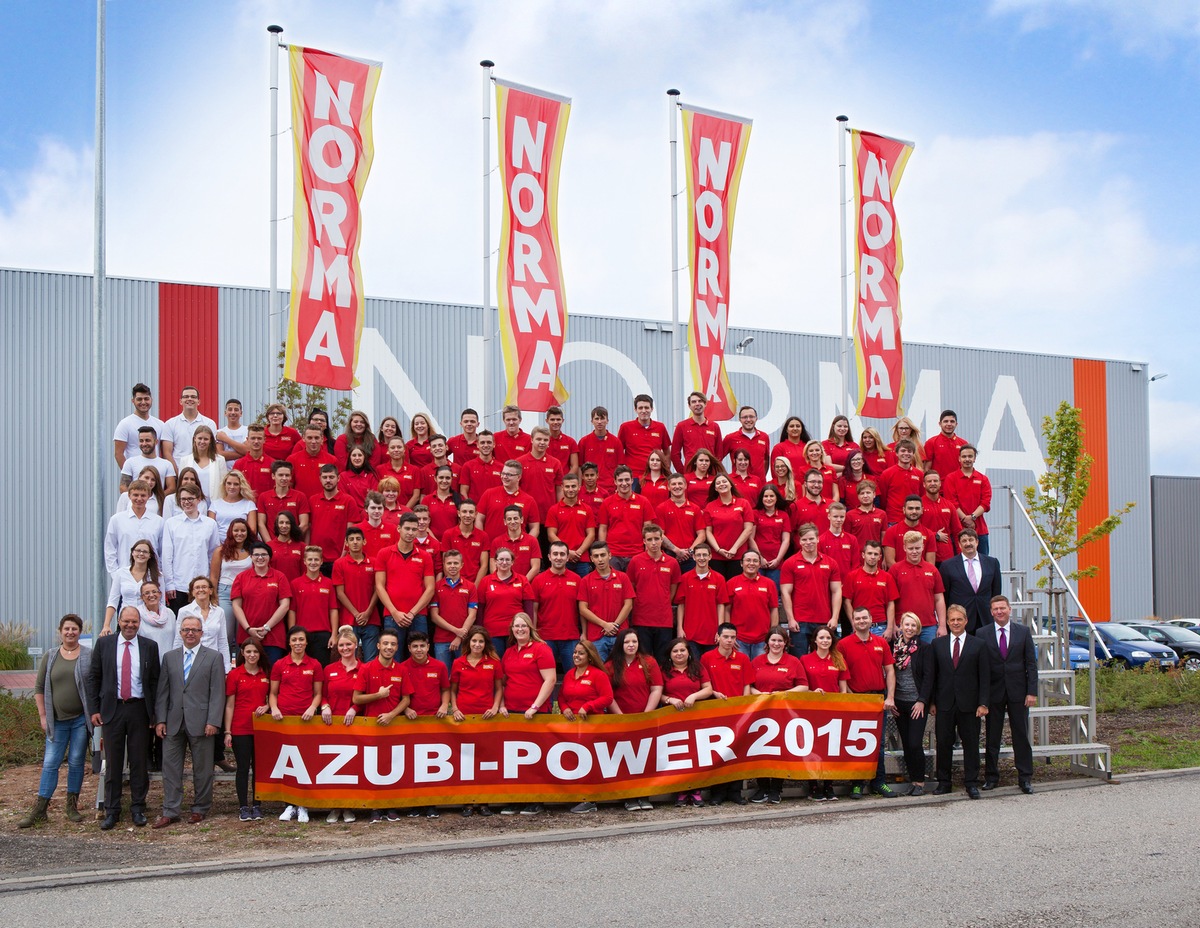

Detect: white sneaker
[278, 805, 296, 821]
[326, 809, 340, 824]
[342, 810, 356, 823]
[296, 806, 309, 823]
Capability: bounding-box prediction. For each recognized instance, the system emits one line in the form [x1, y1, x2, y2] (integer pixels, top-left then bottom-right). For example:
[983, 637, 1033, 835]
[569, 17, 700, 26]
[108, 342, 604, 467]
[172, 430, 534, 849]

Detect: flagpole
[668, 89, 682, 423]
[268, 25, 284, 401]
[481, 60, 495, 429]
[837, 114, 850, 416]
[92, 0, 107, 627]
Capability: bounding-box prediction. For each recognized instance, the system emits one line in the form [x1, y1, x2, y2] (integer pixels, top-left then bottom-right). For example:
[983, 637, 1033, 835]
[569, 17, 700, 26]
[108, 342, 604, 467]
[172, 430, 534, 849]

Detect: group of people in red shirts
[101, 383, 995, 818]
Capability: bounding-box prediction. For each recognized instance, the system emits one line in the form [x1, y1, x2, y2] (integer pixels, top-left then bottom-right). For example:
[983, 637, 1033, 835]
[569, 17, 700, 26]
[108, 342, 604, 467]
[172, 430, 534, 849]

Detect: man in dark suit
[152, 616, 227, 827]
[938, 528, 1001, 633]
[86, 606, 160, 829]
[919, 603, 990, 798]
[978, 595, 1039, 794]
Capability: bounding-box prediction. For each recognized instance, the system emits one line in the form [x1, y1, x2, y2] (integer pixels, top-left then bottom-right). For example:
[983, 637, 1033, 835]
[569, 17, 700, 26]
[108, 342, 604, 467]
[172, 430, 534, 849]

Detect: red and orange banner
[852, 129, 914, 419]
[495, 79, 571, 411]
[682, 104, 751, 422]
[284, 45, 381, 390]
[254, 693, 882, 808]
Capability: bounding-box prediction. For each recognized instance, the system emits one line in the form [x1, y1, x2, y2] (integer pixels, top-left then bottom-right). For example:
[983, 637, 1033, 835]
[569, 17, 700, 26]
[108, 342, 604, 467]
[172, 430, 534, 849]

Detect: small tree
[1023, 401, 1134, 590]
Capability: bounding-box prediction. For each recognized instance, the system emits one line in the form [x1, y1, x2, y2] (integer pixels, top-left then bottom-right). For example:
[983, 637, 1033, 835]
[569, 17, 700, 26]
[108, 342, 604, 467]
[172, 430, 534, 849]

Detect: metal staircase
[997, 486, 1111, 779]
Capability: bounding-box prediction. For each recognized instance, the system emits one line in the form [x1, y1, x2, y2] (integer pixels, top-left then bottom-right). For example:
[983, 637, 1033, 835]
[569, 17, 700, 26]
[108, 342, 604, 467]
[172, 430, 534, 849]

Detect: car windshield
[1100, 624, 1152, 642]
[1157, 626, 1200, 644]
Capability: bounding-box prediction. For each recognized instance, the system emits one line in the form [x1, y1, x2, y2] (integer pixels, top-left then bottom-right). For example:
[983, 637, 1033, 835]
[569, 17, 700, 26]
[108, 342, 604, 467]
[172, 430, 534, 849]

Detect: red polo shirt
[841, 567, 899, 625]
[231, 568, 292, 649]
[701, 647, 752, 698]
[544, 501, 597, 551]
[331, 554, 378, 627]
[891, 560, 944, 627]
[726, 574, 778, 644]
[616, 419, 671, 476]
[626, 552, 681, 628]
[577, 432, 626, 492]
[598, 493, 657, 558]
[577, 570, 634, 641]
[837, 633, 894, 692]
[780, 554, 841, 625]
[531, 570, 582, 641]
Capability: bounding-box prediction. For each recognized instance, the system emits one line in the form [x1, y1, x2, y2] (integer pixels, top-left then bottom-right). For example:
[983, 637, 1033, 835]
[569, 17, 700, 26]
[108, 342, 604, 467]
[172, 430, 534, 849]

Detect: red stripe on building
[1072, 358, 1111, 622]
[158, 283, 220, 419]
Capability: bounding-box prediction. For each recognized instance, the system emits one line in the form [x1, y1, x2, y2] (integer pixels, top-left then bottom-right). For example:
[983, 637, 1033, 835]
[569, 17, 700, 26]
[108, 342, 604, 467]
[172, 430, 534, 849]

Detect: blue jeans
[357, 624, 381, 662]
[567, 561, 593, 579]
[736, 640, 766, 660]
[38, 714, 89, 798]
[918, 625, 937, 644]
[433, 641, 459, 672]
[383, 614, 428, 659]
[789, 623, 825, 658]
[491, 636, 508, 658]
[869, 622, 889, 640]
[547, 639, 578, 674]
[760, 567, 781, 590]
[218, 581, 237, 651]
[977, 534, 989, 556]
[593, 635, 617, 662]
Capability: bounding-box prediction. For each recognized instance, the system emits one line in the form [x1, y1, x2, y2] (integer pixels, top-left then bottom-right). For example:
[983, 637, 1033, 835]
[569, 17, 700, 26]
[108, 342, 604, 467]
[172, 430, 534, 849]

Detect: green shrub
[0, 623, 32, 671]
[1083, 664, 1200, 712]
[0, 688, 45, 770]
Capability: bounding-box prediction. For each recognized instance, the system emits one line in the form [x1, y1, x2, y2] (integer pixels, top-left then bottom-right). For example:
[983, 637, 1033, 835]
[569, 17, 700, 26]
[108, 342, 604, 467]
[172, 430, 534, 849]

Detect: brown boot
[18, 797, 49, 829]
[65, 793, 84, 823]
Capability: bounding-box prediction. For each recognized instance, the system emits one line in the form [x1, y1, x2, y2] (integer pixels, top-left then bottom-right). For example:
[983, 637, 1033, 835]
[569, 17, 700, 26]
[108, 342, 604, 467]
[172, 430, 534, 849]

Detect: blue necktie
[183, 649, 193, 683]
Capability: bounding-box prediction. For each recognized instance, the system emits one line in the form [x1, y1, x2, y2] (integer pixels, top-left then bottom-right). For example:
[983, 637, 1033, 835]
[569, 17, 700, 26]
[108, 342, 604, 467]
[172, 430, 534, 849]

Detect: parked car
[1124, 623, 1200, 672]
[1068, 643, 1092, 671]
[1161, 618, 1200, 630]
[1067, 622, 1179, 670]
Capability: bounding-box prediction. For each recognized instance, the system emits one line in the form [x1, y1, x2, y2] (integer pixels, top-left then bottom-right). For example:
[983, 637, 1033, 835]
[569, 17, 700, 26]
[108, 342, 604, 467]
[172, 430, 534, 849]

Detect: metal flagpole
[269, 25, 284, 401]
[668, 89, 682, 423]
[481, 60, 495, 429]
[837, 114, 850, 416]
[92, 0, 107, 627]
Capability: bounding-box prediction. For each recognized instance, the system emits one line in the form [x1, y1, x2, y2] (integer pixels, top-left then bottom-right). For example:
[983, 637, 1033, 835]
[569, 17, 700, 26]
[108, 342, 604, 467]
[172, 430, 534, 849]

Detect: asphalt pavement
[1, 770, 1196, 926]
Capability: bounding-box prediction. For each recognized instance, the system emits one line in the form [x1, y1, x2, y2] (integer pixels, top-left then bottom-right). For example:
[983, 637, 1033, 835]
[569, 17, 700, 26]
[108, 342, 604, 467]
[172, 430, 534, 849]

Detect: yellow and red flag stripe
[495, 79, 571, 411]
[681, 104, 751, 421]
[284, 45, 382, 390]
[253, 693, 882, 808]
[852, 129, 914, 419]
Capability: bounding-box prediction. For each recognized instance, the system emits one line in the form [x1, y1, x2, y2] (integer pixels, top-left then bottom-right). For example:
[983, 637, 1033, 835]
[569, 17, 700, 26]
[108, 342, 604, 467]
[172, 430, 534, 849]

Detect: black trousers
[894, 699, 928, 782]
[231, 734, 256, 807]
[935, 707, 981, 788]
[103, 698, 151, 813]
[986, 698, 1033, 780]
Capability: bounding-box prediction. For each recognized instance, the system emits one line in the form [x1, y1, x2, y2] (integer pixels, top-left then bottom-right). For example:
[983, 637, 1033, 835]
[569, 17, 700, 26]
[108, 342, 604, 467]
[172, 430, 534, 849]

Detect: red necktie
[121, 640, 132, 700]
[952, 636, 961, 668]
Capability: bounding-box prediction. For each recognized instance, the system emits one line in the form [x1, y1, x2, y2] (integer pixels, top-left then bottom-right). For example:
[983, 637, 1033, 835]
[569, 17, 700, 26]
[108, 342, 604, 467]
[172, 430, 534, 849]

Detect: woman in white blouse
[177, 425, 228, 503]
[209, 518, 253, 654]
[175, 576, 231, 672]
[102, 540, 160, 635]
[208, 471, 258, 540]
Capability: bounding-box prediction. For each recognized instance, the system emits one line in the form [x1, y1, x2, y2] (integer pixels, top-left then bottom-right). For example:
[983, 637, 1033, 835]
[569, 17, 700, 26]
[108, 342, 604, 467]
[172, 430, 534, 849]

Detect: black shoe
[1019, 779, 1034, 795]
[131, 810, 148, 827]
[966, 786, 981, 800]
[981, 779, 999, 791]
[908, 784, 925, 797]
[100, 813, 119, 831]
[749, 789, 769, 804]
[732, 795, 749, 806]
[933, 784, 952, 795]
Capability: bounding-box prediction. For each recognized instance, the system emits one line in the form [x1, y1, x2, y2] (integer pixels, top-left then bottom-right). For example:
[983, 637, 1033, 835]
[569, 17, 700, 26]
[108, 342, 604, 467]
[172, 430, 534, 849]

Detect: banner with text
[681, 104, 751, 422]
[851, 129, 914, 419]
[284, 45, 382, 390]
[254, 693, 882, 808]
[495, 79, 572, 411]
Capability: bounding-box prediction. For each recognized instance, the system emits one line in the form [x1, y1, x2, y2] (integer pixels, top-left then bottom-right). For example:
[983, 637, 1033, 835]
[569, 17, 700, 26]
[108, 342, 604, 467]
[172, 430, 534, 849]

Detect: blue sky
[2, 0, 1198, 472]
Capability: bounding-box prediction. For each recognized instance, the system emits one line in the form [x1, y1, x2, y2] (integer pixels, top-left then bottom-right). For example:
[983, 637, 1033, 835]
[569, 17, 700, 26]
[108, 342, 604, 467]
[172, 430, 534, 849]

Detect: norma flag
[284, 45, 382, 390]
[851, 129, 914, 419]
[681, 104, 751, 421]
[495, 79, 572, 411]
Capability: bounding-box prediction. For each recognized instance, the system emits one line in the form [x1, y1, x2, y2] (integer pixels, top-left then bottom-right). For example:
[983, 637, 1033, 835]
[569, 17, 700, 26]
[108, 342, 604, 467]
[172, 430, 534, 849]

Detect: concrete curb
[0, 773, 1141, 895]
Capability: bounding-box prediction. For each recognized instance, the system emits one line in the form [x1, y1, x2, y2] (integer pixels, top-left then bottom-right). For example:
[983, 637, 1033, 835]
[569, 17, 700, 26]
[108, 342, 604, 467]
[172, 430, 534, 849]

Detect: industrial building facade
[1, 267, 1154, 648]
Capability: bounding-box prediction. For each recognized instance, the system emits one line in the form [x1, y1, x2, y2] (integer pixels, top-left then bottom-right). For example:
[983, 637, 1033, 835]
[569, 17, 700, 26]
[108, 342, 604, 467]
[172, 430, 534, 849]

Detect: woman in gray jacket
[20, 615, 94, 827]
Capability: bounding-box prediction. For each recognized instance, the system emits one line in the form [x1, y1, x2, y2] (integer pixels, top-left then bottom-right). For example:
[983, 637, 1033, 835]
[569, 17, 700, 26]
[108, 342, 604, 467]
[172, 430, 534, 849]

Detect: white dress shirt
[161, 513, 220, 592]
[104, 508, 165, 575]
[175, 602, 231, 672]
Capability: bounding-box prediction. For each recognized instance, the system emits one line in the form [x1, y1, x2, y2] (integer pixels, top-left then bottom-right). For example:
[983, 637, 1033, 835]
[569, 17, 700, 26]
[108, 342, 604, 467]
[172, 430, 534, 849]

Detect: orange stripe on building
[1073, 359, 1111, 621]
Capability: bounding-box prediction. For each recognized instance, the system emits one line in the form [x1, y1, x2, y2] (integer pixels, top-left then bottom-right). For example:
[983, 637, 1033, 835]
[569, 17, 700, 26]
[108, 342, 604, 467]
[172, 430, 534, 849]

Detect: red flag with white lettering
[681, 104, 752, 421]
[495, 79, 572, 411]
[852, 129, 914, 419]
[284, 45, 381, 390]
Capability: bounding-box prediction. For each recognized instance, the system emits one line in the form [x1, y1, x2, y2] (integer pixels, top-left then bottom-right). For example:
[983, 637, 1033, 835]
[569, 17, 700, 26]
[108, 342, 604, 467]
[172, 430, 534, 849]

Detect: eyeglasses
[251, 553, 270, 559]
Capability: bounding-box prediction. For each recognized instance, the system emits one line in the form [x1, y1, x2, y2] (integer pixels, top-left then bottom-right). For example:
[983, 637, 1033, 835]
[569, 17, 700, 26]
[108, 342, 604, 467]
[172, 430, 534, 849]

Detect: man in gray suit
[152, 615, 226, 827]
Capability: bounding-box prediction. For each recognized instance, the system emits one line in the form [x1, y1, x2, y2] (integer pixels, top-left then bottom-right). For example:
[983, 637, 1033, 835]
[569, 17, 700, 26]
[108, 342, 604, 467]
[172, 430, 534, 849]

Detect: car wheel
[1183, 654, 1200, 673]
[1108, 657, 1128, 671]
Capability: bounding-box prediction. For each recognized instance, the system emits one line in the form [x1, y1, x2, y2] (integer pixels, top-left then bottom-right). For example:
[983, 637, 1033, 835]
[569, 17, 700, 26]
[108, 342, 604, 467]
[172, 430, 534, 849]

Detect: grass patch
[1114, 729, 1200, 772]
[0, 688, 44, 771]
[1083, 664, 1200, 712]
[0, 623, 33, 671]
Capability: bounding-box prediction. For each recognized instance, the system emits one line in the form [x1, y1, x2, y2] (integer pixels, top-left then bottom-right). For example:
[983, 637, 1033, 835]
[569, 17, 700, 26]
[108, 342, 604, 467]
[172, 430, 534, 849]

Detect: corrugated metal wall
[1151, 476, 1200, 620]
[0, 267, 1154, 647]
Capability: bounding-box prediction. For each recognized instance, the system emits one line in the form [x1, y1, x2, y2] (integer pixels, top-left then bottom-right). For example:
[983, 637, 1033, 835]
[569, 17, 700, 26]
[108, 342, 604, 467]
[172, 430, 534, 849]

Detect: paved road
[2, 773, 1196, 926]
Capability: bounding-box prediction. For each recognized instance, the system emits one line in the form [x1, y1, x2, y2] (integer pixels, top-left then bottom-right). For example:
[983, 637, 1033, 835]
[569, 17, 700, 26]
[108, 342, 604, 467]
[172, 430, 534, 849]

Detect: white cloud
[989, 0, 1200, 56]
[0, 139, 93, 273]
